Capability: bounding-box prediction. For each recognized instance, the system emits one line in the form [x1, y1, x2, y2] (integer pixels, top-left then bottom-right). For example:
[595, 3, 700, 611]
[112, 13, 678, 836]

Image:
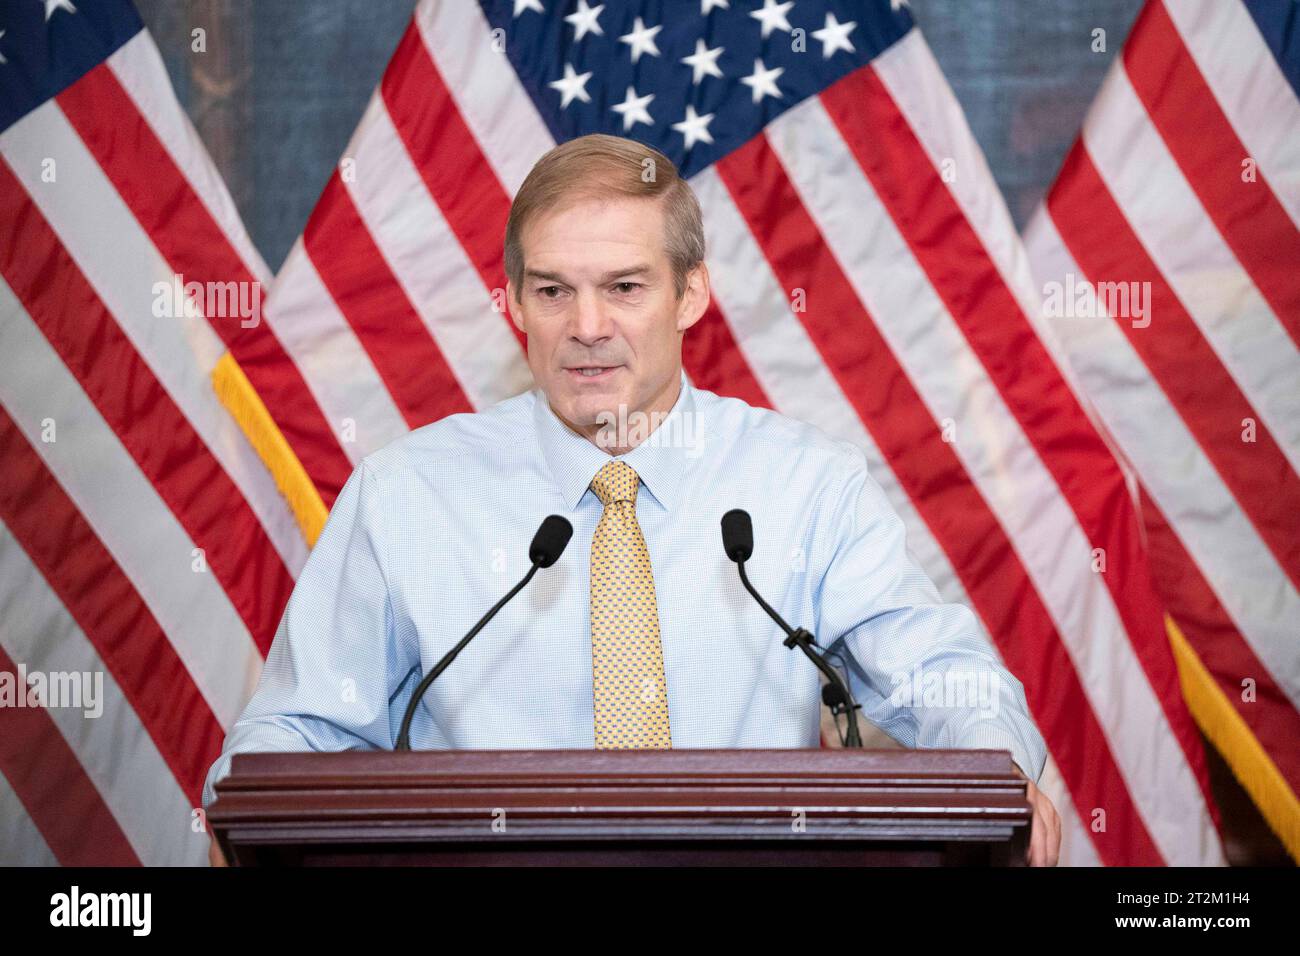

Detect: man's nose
[569, 291, 614, 345]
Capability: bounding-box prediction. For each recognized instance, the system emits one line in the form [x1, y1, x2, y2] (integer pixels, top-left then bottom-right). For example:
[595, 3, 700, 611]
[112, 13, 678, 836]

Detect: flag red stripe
[718, 134, 1163, 865]
[1139, 488, 1300, 793]
[0, 643, 140, 866]
[304, 173, 474, 428]
[0, 407, 224, 806]
[1048, 141, 1300, 593]
[380, 22, 526, 350]
[1124, 1, 1300, 349]
[682, 300, 773, 408]
[824, 66, 1216, 815]
[0, 158, 290, 655]
[55, 64, 355, 504]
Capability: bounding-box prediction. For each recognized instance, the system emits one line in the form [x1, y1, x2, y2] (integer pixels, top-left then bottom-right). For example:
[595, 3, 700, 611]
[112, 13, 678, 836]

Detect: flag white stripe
[1083, 61, 1300, 472]
[0, 101, 308, 575]
[264, 238, 410, 462]
[414, 0, 555, 195]
[1025, 206, 1300, 707]
[692, 167, 970, 613]
[771, 97, 1220, 864]
[873, 31, 1045, 337]
[106, 32, 272, 284]
[0, 523, 208, 865]
[1164, 0, 1300, 231]
[345, 93, 533, 408]
[0, 279, 262, 729]
[0, 771, 59, 866]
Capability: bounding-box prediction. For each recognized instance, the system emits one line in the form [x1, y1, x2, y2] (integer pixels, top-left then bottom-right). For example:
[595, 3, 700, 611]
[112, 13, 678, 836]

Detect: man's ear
[506, 280, 525, 333]
[675, 262, 710, 334]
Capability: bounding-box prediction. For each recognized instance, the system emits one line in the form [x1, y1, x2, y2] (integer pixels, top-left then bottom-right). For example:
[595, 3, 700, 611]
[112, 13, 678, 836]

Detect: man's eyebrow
[523, 268, 569, 284]
[523, 265, 655, 285]
[599, 265, 654, 282]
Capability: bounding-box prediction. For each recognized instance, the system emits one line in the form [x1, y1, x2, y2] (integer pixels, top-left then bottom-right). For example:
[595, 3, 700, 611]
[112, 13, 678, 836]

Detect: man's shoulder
[359, 389, 537, 479]
[695, 385, 866, 479]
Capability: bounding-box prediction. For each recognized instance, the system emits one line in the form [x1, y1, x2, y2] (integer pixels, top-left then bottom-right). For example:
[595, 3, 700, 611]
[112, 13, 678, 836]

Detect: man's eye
[614, 282, 642, 294]
[538, 286, 563, 299]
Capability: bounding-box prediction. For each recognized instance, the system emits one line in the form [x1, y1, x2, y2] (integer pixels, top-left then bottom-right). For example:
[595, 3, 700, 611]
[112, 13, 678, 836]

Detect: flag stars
[672, 104, 715, 150]
[513, 0, 544, 16]
[750, 0, 794, 38]
[701, 0, 729, 13]
[741, 58, 784, 103]
[45, 0, 77, 20]
[549, 62, 593, 108]
[0, 30, 6, 65]
[611, 86, 654, 131]
[565, 0, 604, 41]
[681, 38, 724, 85]
[619, 17, 662, 63]
[812, 12, 856, 58]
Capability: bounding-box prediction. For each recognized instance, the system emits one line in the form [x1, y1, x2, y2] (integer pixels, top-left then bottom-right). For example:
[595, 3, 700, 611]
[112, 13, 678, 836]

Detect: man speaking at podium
[203, 133, 1059, 865]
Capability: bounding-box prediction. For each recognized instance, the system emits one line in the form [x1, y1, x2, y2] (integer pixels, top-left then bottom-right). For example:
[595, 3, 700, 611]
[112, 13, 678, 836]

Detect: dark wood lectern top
[209, 748, 1031, 866]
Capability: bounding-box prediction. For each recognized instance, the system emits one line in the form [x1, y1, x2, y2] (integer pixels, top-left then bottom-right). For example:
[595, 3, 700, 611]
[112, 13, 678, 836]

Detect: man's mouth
[565, 365, 621, 381]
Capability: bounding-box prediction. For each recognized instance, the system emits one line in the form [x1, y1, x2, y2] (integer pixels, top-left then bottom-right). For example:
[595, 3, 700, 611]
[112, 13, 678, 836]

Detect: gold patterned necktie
[588, 460, 672, 749]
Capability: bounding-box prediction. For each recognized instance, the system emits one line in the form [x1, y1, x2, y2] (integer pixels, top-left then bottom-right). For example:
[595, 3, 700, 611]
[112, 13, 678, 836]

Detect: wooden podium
[208, 748, 1031, 866]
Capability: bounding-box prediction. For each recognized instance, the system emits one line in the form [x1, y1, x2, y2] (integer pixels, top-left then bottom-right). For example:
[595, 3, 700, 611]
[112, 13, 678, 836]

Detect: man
[204, 133, 1060, 865]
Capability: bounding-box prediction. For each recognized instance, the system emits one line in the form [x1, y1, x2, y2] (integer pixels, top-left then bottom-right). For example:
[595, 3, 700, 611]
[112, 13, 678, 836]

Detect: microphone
[529, 514, 573, 568]
[395, 514, 573, 750]
[719, 508, 863, 747]
[721, 509, 752, 562]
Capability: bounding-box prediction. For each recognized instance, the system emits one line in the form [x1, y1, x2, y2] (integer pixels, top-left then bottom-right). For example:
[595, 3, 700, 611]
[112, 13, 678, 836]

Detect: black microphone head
[529, 515, 573, 568]
[720, 509, 753, 563]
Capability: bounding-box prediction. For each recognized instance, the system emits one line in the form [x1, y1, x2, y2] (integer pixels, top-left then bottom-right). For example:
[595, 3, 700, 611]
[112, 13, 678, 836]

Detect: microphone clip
[781, 626, 817, 651]
[785, 628, 861, 722]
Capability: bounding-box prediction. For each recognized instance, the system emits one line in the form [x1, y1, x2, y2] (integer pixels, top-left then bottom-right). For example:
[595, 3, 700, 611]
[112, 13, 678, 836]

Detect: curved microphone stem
[736, 561, 863, 748]
[395, 561, 541, 751]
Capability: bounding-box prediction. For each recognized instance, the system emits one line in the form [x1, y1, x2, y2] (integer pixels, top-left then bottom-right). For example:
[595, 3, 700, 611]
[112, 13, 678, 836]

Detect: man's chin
[554, 367, 630, 413]
[570, 399, 621, 428]
[552, 392, 622, 433]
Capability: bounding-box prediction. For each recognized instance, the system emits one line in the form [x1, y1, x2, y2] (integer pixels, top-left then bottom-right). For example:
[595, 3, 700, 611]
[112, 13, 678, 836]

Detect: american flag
[1026, 0, 1300, 860]
[0, 0, 303, 864]
[0, 0, 1239, 866]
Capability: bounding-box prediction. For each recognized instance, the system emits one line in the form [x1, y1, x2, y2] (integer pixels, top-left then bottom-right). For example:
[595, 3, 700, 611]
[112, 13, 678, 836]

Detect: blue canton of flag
[0, 0, 144, 134]
[480, 0, 913, 175]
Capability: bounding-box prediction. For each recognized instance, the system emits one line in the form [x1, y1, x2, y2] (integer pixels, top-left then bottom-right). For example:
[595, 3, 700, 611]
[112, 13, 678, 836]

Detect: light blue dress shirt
[202, 371, 1047, 807]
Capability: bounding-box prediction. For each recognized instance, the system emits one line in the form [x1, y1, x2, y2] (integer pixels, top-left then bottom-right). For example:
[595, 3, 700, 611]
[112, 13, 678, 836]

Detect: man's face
[508, 194, 708, 441]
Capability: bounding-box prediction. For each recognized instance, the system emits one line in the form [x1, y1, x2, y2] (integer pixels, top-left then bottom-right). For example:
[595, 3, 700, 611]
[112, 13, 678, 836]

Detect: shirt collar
[533, 369, 700, 513]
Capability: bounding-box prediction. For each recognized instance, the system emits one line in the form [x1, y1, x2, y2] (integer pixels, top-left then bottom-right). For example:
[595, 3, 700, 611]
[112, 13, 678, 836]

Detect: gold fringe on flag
[211, 351, 328, 547]
[1167, 615, 1300, 862]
